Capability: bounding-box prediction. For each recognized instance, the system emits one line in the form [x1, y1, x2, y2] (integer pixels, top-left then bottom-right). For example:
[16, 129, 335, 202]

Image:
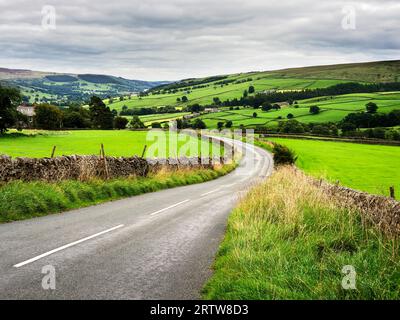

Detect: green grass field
[136, 112, 190, 126]
[197, 91, 400, 128]
[0, 130, 214, 158]
[266, 138, 400, 196]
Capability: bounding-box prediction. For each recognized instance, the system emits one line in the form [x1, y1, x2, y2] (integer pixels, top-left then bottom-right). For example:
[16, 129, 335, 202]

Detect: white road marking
[201, 188, 220, 197]
[13, 224, 124, 268]
[149, 199, 190, 216]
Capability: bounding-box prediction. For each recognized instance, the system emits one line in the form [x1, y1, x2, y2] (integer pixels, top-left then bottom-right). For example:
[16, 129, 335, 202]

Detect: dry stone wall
[0, 155, 222, 183]
[314, 178, 400, 236]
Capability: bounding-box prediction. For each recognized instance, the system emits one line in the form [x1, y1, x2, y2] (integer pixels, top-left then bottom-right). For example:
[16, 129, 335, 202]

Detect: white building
[17, 105, 35, 124]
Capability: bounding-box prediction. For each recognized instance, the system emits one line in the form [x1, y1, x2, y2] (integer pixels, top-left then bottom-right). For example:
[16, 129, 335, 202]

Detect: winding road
[0, 138, 273, 299]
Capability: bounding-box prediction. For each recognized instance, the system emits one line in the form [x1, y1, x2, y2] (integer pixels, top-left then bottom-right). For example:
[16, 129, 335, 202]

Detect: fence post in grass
[50, 146, 56, 158]
[141, 145, 147, 158]
[198, 132, 202, 159]
[390, 186, 395, 199]
[101, 143, 110, 179]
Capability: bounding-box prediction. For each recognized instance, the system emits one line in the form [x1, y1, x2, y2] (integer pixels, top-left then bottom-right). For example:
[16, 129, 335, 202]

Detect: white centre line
[149, 199, 190, 216]
[13, 224, 124, 268]
[201, 188, 220, 197]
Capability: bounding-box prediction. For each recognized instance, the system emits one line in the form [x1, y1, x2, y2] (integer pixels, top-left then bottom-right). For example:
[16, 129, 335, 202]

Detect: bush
[114, 116, 128, 129]
[272, 143, 297, 166]
[309, 105, 320, 114]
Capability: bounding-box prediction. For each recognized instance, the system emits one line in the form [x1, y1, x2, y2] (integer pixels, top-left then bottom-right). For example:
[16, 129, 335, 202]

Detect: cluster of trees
[31, 96, 120, 130]
[272, 120, 339, 136]
[264, 118, 400, 141]
[175, 118, 207, 130]
[0, 85, 143, 132]
[120, 105, 177, 116]
[339, 109, 400, 130]
[354, 127, 400, 141]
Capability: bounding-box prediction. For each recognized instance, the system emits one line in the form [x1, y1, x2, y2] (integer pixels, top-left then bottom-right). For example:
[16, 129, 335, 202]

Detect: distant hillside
[108, 60, 400, 114]
[268, 60, 400, 83]
[0, 67, 168, 105]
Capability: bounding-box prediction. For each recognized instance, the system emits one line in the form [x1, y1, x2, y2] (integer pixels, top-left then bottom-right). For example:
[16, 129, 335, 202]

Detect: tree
[226, 120, 233, 128]
[309, 105, 320, 115]
[287, 113, 294, 119]
[248, 86, 255, 94]
[213, 97, 221, 105]
[34, 104, 63, 130]
[217, 122, 224, 130]
[243, 90, 248, 98]
[89, 96, 114, 129]
[340, 122, 357, 133]
[253, 112, 258, 118]
[152, 122, 162, 128]
[129, 115, 145, 129]
[366, 102, 378, 114]
[0, 85, 22, 134]
[114, 116, 128, 129]
[278, 120, 305, 133]
[192, 118, 206, 129]
[181, 96, 188, 103]
[63, 111, 88, 128]
[261, 102, 272, 112]
[176, 97, 181, 102]
[272, 104, 281, 110]
[186, 104, 203, 113]
[63, 105, 91, 128]
[311, 125, 330, 136]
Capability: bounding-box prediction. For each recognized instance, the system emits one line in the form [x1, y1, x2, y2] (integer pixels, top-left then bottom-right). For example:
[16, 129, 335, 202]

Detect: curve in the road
[0, 138, 273, 299]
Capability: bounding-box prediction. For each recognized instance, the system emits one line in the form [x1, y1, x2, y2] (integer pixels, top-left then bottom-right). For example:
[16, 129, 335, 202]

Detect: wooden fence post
[50, 146, 56, 158]
[390, 186, 395, 199]
[197, 132, 202, 158]
[141, 145, 147, 158]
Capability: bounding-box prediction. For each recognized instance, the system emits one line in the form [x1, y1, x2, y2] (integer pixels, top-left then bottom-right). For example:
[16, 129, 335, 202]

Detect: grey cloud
[0, 0, 399, 80]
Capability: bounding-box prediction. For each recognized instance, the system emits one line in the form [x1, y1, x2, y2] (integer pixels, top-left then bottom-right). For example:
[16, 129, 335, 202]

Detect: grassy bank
[203, 167, 400, 300]
[0, 164, 235, 223]
[266, 138, 400, 196]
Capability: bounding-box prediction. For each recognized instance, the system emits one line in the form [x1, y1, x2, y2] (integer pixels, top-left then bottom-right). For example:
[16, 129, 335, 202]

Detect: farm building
[17, 105, 35, 125]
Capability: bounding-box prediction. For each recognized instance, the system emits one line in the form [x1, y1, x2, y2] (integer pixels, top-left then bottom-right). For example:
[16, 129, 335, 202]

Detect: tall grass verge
[0, 164, 235, 223]
[203, 166, 400, 300]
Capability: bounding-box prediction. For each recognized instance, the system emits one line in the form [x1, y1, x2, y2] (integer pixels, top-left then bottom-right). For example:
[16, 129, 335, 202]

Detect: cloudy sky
[0, 0, 399, 81]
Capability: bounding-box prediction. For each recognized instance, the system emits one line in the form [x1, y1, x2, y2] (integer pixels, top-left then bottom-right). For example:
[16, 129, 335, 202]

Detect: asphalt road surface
[0, 138, 273, 299]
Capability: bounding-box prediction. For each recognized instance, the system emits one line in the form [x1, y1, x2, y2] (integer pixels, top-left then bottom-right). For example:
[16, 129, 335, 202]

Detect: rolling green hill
[270, 60, 400, 83]
[0, 67, 167, 105]
[106, 60, 400, 114]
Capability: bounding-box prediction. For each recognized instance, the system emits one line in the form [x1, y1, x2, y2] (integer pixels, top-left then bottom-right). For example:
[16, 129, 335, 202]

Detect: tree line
[0, 85, 146, 132]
